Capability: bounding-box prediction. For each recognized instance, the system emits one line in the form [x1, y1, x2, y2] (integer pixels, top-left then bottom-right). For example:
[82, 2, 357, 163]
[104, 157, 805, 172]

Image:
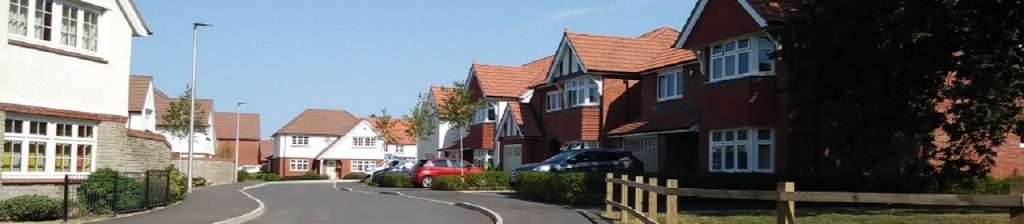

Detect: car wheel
[421, 176, 433, 188]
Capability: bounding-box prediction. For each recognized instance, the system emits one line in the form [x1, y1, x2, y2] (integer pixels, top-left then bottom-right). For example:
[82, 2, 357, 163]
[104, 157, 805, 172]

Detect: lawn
[607, 208, 1008, 224]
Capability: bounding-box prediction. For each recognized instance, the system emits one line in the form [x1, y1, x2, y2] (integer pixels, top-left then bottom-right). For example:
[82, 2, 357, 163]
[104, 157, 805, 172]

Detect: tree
[406, 93, 437, 141]
[437, 81, 484, 166]
[373, 108, 397, 145]
[775, 0, 1024, 185]
[162, 85, 209, 140]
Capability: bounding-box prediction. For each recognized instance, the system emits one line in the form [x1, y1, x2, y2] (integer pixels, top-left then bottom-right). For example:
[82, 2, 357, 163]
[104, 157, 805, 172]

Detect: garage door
[502, 144, 522, 174]
[624, 136, 658, 173]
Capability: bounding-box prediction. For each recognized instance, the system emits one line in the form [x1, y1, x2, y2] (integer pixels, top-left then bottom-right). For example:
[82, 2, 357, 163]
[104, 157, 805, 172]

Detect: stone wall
[121, 130, 173, 171]
[0, 184, 62, 200]
[172, 159, 234, 186]
[95, 121, 129, 170]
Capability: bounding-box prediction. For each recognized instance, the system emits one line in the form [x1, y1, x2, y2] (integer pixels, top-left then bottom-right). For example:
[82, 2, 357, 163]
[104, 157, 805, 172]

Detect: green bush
[166, 165, 187, 202]
[947, 176, 1024, 194]
[192, 176, 209, 187]
[0, 195, 63, 221]
[237, 171, 250, 181]
[516, 172, 587, 204]
[76, 168, 145, 214]
[464, 171, 509, 190]
[374, 173, 412, 188]
[247, 172, 279, 181]
[342, 172, 366, 180]
[431, 175, 467, 191]
[280, 171, 328, 181]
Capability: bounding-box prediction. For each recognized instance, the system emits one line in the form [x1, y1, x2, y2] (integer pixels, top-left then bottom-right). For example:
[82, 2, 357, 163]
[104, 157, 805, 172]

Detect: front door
[324, 160, 338, 179]
[502, 144, 522, 174]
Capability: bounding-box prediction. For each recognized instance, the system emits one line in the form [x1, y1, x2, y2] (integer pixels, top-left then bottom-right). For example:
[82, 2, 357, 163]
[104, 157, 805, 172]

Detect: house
[213, 112, 261, 167]
[440, 56, 553, 168]
[127, 75, 157, 132]
[509, 27, 694, 172]
[0, 0, 151, 187]
[658, 0, 1024, 176]
[368, 117, 418, 159]
[270, 109, 385, 179]
[259, 139, 273, 166]
[416, 86, 460, 159]
[154, 89, 218, 158]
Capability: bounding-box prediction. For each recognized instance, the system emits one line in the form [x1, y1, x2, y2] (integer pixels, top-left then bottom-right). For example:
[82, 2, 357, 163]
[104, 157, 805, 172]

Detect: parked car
[369, 160, 416, 182]
[365, 159, 403, 179]
[409, 159, 484, 188]
[510, 148, 644, 185]
[237, 165, 262, 173]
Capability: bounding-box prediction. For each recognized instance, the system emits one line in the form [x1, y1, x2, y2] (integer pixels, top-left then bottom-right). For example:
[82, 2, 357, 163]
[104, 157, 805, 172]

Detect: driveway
[245, 183, 486, 224]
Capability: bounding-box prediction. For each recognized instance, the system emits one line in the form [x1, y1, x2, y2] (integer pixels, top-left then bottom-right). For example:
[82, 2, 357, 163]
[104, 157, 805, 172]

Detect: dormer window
[473, 102, 497, 124]
[709, 36, 775, 82]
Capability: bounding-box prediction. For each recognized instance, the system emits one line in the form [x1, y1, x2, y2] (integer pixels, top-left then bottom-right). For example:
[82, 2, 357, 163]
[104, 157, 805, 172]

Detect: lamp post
[187, 22, 212, 194]
[234, 102, 246, 183]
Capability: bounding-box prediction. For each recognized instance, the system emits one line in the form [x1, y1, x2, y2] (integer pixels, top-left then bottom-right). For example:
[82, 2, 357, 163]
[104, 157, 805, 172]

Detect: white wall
[0, 0, 137, 117]
[127, 82, 156, 132]
[384, 144, 417, 158]
[275, 134, 336, 159]
[157, 115, 217, 156]
[321, 121, 386, 160]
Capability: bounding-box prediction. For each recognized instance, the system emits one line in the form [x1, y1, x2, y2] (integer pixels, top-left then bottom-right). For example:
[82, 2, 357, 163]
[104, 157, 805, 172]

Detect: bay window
[657, 71, 684, 101]
[709, 127, 773, 172]
[1, 117, 98, 175]
[546, 91, 563, 111]
[564, 77, 599, 107]
[709, 36, 776, 82]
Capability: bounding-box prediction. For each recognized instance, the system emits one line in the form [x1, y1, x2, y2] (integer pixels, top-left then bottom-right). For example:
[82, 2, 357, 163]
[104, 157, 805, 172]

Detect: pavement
[340, 182, 596, 224]
[91, 181, 262, 224]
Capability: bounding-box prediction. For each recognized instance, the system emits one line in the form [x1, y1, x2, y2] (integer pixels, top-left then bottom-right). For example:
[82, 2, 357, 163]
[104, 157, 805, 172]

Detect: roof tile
[274, 109, 360, 136]
[567, 27, 695, 73]
[128, 75, 152, 112]
[213, 112, 261, 140]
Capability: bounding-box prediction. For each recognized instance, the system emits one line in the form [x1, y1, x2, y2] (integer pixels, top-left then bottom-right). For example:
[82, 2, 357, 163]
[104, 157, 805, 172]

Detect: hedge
[343, 172, 366, 180]
[0, 195, 63, 221]
[374, 173, 412, 188]
[431, 175, 467, 191]
[77, 168, 145, 214]
[464, 171, 509, 190]
[515, 172, 589, 205]
[280, 172, 328, 181]
[247, 172, 280, 181]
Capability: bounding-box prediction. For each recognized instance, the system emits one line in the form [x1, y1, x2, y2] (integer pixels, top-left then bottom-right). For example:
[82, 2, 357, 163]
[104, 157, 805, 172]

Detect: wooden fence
[602, 173, 1024, 224]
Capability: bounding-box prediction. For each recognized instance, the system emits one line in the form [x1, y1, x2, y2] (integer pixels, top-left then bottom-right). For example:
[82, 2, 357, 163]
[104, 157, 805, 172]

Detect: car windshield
[543, 150, 579, 163]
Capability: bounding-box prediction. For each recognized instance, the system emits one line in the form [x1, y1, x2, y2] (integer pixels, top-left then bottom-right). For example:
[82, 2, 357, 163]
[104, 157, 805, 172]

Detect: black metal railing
[63, 170, 171, 221]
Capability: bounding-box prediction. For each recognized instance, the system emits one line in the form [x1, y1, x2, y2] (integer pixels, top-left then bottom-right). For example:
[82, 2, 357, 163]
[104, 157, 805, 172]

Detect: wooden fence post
[605, 173, 613, 217]
[648, 177, 658, 219]
[776, 182, 796, 224]
[635, 176, 644, 224]
[1011, 183, 1024, 224]
[667, 179, 678, 224]
[621, 174, 629, 222]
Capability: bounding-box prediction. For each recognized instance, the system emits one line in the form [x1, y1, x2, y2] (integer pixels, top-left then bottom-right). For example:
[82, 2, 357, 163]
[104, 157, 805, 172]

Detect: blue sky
[129, 0, 695, 139]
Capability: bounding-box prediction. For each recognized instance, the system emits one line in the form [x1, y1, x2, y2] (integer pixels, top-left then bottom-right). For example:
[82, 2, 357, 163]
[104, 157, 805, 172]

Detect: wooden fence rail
[602, 173, 1024, 224]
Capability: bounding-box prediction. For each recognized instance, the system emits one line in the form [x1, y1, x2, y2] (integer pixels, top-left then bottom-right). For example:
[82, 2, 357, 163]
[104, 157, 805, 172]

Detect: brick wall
[679, 0, 762, 49]
[216, 140, 262, 166]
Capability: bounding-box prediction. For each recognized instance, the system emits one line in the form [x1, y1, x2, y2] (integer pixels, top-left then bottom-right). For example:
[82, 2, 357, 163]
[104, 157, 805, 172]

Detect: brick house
[441, 56, 554, 168]
[270, 109, 385, 179]
[1, 0, 157, 195]
[506, 27, 694, 172]
[213, 112, 262, 167]
[153, 89, 218, 158]
[368, 117, 418, 159]
[416, 86, 460, 159]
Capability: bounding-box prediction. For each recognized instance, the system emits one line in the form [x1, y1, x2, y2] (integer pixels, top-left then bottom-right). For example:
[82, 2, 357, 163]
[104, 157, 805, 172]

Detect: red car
[409, 159, 484, 188]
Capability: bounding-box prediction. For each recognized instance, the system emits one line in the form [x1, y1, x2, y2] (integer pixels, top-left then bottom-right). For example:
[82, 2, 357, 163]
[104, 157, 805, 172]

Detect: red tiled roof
[274, 109, 359, 136]
[154, 89, 214, 126]
[213, 112, 261, 140]
[430, 86, 456, 106]
[566, 27, 695, 73]
[746, 0, 798, 23]
[128, 75, 152, 112]
[608, 106, 702, 136]
[259, 139, 274, 159]
[506, 103, 543, 137]
[367, 117, 417, 145]
[471, 56, 552, 98]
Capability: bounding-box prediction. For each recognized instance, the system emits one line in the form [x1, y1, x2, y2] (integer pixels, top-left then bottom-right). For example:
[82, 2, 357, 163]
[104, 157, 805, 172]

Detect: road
[245, 183, 487, 224]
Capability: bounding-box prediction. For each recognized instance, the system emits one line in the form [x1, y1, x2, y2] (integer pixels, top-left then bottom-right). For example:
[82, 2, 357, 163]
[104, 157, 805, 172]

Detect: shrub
[0, 195, 63, 221]
[166, 165, 187, 202]
[247, 172, 279, 181]
[192, 177, 209, 187]
[280, 171, 328, 181]
[464, 171, 509, 190]
[342, 172, 366, 180]
[374, 173, 412, 188]
[516, 172, 587, 204]
[237, 171, 250, 181]
[431, 175, 467, 191]
[76, 168, 145, 214]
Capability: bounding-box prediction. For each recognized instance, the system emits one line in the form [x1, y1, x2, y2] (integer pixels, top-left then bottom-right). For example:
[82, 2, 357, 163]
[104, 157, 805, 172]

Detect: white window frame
[474, 102, 497, 124]
[709, 35, 775, 83]
[7, 0, 102, 54]
[288, 159, 309, 171]
[291, 136, 309, 146]
[350, 160, 375, 172]
[708, 127, 774, 173]
[1, 116, 98, 177]
[563, 77, 600, 108]
[353, 137, 376, 148]
[545, 90, 563, 112]
[560, 140, 599, 150]
[395, 145, 404, 153]
[657, 71, 684, 101]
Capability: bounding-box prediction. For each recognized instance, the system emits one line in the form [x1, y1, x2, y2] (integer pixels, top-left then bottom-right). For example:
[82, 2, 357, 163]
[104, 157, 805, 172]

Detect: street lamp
[187, 22, 212, 194]
[234, 102, 247, 183]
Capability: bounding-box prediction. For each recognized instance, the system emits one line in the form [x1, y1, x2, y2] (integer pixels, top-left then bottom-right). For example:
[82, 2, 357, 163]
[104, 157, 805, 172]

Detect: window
[76, 144, 91, 172]
[27, 141, 45, 172]
[474, 102, 497, 123]
[560, 141, 599, 150]
[28, 121, 45, 135]
[2, 140, 23, 172]
[54, 143, 70, 172]
[709, 36, 775, 82]
[5, 119, 23, 133]
[353, 137, 376, 147]
[77, 125, 92, 138]
[709, 128, 774, 172]
[396, 145, 404, 153]
[56, 123, 72, 137]
[657, 71, 684, 101]
[8, 0, 29, 35]
[289, 159, 309, 171]
[81, 10, 96, 51]
[291, 136, 308, 145]
[350, 160, 375, 172]
[546, 91, 563, 111]
[33, 0, 51, 40]
[59, 4, 77, 47]
[563, 77, 600, 107]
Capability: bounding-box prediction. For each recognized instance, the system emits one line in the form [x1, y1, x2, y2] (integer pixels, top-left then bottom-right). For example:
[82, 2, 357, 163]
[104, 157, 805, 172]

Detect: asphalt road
[245, 183, 487, 224]
[92, 182, 261, 224]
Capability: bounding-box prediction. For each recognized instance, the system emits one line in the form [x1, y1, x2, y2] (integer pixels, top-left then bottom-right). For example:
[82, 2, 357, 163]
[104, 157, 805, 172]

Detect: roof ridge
[521, 55, 555, 67]
[274, 109, 312, 135]
[566, 31, 642, 41]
